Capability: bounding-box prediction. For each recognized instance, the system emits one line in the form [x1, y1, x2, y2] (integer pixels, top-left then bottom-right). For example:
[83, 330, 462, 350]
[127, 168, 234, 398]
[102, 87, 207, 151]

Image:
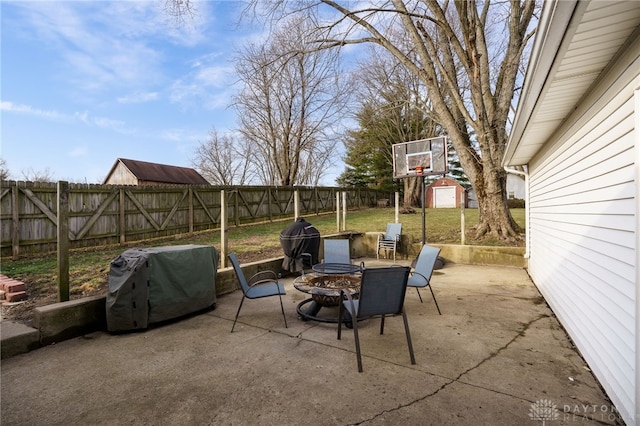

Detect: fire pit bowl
[293, 274, 361, 307]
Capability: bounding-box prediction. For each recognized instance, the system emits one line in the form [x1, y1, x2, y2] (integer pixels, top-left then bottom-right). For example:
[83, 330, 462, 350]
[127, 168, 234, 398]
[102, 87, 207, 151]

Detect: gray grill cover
[106, 245, 218, 332]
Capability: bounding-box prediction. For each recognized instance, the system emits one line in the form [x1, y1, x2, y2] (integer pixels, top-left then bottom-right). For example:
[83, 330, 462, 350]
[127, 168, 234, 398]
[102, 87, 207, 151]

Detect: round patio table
[293, 272, 361, 323]
[311, 263, 362, 275]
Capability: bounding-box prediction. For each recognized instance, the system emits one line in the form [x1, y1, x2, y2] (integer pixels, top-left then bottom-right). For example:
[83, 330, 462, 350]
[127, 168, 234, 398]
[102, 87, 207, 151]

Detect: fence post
[234, 190, 239, 227]
[342, 191, 347, 231]
[461, 198, 466, 245]
[336, 191, 340, 232]
[395, 192, 400, 223]
[57, 181, 70, 302]
[11, 184, 19, 258]
[220, 190, 228, 268]
[188, 188, 194, 234]
[119, 188, 126, 245]
[268, 187, 273, 221]
[294, 189, 300, 220]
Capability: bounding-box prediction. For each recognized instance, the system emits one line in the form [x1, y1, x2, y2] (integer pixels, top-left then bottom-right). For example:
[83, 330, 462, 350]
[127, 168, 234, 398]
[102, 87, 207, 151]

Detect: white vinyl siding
[527, 45, 638, 423]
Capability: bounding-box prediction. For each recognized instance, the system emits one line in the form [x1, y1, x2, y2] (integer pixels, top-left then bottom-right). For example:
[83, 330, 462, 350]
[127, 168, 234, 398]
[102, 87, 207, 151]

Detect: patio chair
[377, 223, 402, 261]
[337, 266, 415, 372]
[313, 239, 364, 274]
[228, 252, 288, 332]
[324, 239, 350, 263]
[407, 244, 442, 314]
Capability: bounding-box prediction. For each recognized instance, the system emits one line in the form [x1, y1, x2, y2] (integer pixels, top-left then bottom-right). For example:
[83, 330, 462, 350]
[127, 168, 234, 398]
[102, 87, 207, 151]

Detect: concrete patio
[1, 260, 620, 425]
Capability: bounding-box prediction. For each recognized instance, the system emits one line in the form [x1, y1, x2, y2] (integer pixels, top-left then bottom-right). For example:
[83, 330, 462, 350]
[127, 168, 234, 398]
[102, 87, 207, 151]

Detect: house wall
[103, 162, 137, 185]
[506, 174, 525, 199]
[527, 37, 639, 423]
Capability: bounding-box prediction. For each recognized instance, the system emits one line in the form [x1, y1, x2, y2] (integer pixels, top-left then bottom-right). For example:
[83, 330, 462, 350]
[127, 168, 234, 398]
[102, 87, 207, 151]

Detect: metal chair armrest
[248, 270, 279, 287]
[409, 270, 429, 284]
[411, 269, 427, 278]
[340, 288, 357, 314]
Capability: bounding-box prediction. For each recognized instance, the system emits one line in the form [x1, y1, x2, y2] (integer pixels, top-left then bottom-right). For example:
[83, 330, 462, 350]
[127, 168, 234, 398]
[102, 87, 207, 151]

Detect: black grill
[280, 217, 320, 274]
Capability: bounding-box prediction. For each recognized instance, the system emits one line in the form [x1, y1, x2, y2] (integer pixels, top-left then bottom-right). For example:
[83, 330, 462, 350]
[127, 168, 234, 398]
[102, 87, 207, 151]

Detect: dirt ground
[1, 246, 285, 327]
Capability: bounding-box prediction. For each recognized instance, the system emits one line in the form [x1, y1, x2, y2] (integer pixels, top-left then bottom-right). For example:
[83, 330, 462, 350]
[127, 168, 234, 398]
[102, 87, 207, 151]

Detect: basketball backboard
[392, 136, 447, 179]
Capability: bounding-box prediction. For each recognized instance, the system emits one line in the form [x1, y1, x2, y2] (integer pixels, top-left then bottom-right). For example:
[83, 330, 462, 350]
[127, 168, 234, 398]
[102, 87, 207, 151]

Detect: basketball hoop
[392, 136, 447, 179]
[392, 136, 448, 247]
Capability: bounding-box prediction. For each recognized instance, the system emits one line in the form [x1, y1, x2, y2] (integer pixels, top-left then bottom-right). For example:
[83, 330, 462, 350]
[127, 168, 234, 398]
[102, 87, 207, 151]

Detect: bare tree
[163, 0, 197, 28]
[0, 158, 10, 181]
[21, 167, 54, 182]
[352, 46, 440, 207]
[245, 0, 537, 240]
[232, 16, 351, 186]
[192, 128, 253, 185]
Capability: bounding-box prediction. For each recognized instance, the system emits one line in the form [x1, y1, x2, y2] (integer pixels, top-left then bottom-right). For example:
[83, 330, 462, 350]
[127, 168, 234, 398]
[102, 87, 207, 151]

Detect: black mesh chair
[337, 266, 415, 372]
[228, 252, 287, 332]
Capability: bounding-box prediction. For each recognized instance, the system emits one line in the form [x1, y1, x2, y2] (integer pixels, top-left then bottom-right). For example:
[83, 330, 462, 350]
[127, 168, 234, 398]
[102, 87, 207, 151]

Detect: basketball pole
[416, 165, 426, 245]
[421, 175, 426, 246]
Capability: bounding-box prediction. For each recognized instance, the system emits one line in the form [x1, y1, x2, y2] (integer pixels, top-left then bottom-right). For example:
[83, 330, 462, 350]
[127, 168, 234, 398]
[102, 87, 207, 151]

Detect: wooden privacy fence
[0, 181, 390, 258]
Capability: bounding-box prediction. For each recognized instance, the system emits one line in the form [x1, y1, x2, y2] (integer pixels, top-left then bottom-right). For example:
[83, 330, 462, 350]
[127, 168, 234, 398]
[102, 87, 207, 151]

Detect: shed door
[433, 187, 456, 208]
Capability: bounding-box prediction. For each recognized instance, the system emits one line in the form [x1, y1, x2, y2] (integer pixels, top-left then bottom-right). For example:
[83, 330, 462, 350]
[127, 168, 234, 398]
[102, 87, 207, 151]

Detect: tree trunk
[473, 166, 522, 240]
[403, 176, 421, 208]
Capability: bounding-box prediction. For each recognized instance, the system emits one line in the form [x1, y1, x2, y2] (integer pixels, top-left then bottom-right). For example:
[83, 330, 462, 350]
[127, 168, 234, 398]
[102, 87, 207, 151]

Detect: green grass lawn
[213, 207, 526, 247]
[0, 208, 525, 304]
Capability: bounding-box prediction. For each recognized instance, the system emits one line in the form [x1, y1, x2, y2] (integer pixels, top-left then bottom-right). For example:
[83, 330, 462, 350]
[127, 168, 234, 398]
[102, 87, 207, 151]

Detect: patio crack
[346, 314, 549, 426]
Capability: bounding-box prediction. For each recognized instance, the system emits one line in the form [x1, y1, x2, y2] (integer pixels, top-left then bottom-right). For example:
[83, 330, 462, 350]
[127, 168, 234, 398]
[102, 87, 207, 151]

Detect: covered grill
[280, 217, 320, 274]
[106, 245, 218, 332]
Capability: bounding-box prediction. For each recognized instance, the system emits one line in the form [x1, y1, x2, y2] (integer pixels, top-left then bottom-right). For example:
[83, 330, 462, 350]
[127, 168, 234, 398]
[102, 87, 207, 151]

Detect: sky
[1, 0, 344, 185]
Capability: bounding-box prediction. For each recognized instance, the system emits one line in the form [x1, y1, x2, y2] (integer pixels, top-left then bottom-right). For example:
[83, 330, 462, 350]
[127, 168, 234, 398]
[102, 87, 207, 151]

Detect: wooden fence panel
[0, 181, 391, 257]
[191, 187, 221, 232]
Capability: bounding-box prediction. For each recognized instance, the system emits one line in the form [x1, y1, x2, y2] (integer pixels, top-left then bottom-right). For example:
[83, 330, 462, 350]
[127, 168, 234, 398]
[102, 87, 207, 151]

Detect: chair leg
[428, 285, 442, 315]
[379, 314, 385, 335]
[231, 295, 246, 332]
[338, 302, 363, 371]
[278, 293, 288, 328]
[337, 303, 343, 340]
[402, 309, 416, 365]
[415, 287, 424, 303]
[352, 318, 363, 372]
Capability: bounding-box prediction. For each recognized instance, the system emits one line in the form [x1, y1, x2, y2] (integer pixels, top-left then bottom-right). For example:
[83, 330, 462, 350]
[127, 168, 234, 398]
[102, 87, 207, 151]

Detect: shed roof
[503, 0, 640, 166]
[106, 158, 209, 185]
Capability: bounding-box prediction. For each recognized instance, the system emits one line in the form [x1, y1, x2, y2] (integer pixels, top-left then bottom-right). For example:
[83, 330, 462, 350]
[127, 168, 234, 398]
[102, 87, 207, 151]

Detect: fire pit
[294, 274, 360, 306]
[293, 273, 361, 322]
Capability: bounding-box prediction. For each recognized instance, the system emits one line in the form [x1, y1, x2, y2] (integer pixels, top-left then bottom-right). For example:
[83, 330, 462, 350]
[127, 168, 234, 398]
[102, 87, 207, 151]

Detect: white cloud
[117, 92, 160, 104]
[9, 2, 180, 94]
[1, 101, 72, 122]
[170, 58, 237, 110]
[93, 116, 126, 131]
[68, 145, 89, 158]
[160, 128, 202, 142]
[2, 101, 127, 133]
[75, 110, 90, 125]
